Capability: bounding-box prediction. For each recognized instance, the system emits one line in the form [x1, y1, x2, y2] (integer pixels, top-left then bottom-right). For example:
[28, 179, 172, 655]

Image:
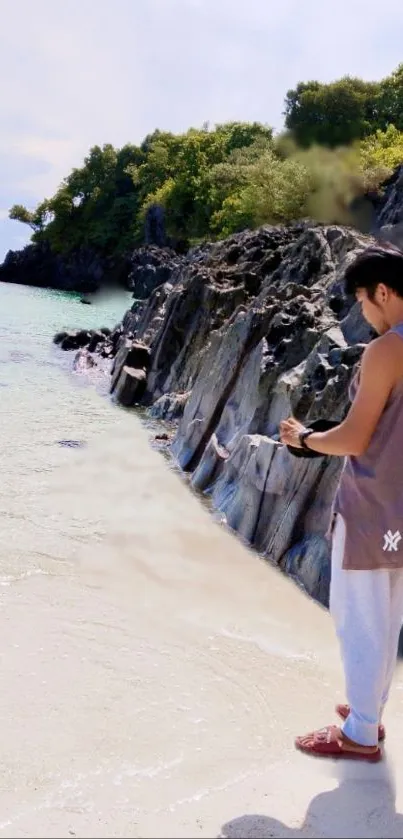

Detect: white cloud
[0, 0, 403, 255]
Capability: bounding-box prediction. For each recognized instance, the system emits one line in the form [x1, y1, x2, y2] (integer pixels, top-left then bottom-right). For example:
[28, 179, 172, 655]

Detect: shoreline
[2, 278, 403, 837]
[2, 407, 403, 838]
[62, 343, 318, 606]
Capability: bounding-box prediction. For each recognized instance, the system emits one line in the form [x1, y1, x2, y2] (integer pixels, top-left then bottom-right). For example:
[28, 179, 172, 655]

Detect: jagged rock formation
[97, 222, 377, 605]
[376, 165, 403, 249]
[54, 197, 403, 604]
[109, 339, 151, 407]
[128, 246, 185, 299]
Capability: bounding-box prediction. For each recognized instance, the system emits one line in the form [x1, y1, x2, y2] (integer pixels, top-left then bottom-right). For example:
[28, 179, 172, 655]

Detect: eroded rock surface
[101, 222, 377, 603]
[56, 221, 379, 603]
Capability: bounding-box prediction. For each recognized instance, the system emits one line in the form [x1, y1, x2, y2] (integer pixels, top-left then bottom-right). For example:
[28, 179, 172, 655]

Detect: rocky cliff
[0, 239, 189, 294]
[59, 220, 384, 605]
[53, 165, 403, 604]
[376, 165, 403, 248]
[0, 241, 133, 293]
[139, 224, 375, 605]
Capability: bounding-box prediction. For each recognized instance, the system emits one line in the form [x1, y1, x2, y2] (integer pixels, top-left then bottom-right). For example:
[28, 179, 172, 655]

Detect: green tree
[377, 64, 403, 133]
[211, 148, 311, 236]
[284, 77, 381, 147]
[9, 110, 403, 262]
[9, 200, 52, 234]
[9, 127, 276, 254]
[359, 124, 403, 189]
[136, 123, 273, 241]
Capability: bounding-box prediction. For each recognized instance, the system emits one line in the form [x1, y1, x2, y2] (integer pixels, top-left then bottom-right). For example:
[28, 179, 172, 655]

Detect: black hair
[344, 245, 403, 301]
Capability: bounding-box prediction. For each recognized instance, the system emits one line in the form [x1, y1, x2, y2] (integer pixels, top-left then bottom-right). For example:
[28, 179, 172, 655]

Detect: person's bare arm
[280, 334, 398, 457]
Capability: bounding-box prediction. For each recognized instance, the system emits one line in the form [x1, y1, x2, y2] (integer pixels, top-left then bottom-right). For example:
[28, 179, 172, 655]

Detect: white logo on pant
[383, 530, 402, 552]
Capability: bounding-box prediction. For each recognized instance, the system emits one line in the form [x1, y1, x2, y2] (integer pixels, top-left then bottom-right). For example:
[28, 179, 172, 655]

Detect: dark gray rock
[53, 331, 68, 345]
[378, 221, 403, 250]
[145, 204, 167, 248]
[376, 165, 403, 229]
[149, 391, 190, 421]
[114, 367, 147, 407]
[0, 243, 111, 292]
[110, 339, 151, 392]
[73, 349, 97, 371]
[60, 330, 92, 351]
[87, 331, 106, 353]
[127, 246, 185, 299]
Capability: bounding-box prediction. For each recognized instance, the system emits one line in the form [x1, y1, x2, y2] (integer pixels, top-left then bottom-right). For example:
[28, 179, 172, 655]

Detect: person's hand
[279, 416, 308, 449]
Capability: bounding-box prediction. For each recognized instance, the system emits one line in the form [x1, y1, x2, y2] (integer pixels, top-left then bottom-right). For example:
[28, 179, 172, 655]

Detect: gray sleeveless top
[329, 322, 403, 571]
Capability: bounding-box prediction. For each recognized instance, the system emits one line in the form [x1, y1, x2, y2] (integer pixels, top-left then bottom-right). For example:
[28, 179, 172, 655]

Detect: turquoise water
[0, 282, 133, 581]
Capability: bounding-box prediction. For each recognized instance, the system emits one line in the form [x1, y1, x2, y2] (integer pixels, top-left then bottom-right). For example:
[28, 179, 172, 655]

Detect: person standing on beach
[280, 246, 403, 762]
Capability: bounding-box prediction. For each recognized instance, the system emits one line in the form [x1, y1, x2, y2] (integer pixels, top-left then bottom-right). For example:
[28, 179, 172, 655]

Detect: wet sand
[2, 413, 403, 838]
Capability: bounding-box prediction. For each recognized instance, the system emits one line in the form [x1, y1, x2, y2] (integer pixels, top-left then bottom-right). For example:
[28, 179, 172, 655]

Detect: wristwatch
[299, 429, 314, 450]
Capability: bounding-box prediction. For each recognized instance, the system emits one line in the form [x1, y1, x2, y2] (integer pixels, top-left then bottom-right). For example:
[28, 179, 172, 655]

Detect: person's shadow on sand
[219, 759, 403, 838]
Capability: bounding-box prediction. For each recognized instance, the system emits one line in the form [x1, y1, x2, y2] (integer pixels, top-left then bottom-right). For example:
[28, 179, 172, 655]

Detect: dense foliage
[284, 64, 403, 147]
[9, 64, 403, 254]
[10, 123, 274, 255]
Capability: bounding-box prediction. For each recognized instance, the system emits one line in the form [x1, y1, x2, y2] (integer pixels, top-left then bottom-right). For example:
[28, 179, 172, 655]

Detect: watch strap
[299, 429, 314, 450]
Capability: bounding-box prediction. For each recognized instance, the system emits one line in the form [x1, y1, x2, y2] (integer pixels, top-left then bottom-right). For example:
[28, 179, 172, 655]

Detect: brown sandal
[336, 704, 385, 741]
[295, 725, 382, 762]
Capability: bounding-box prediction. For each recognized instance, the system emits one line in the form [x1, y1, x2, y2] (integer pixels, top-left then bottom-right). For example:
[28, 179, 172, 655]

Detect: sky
[1, 0, 403, 259]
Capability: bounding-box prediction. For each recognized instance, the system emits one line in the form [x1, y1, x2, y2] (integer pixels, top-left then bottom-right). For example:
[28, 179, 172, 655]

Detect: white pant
[330, 514, 403, 746]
